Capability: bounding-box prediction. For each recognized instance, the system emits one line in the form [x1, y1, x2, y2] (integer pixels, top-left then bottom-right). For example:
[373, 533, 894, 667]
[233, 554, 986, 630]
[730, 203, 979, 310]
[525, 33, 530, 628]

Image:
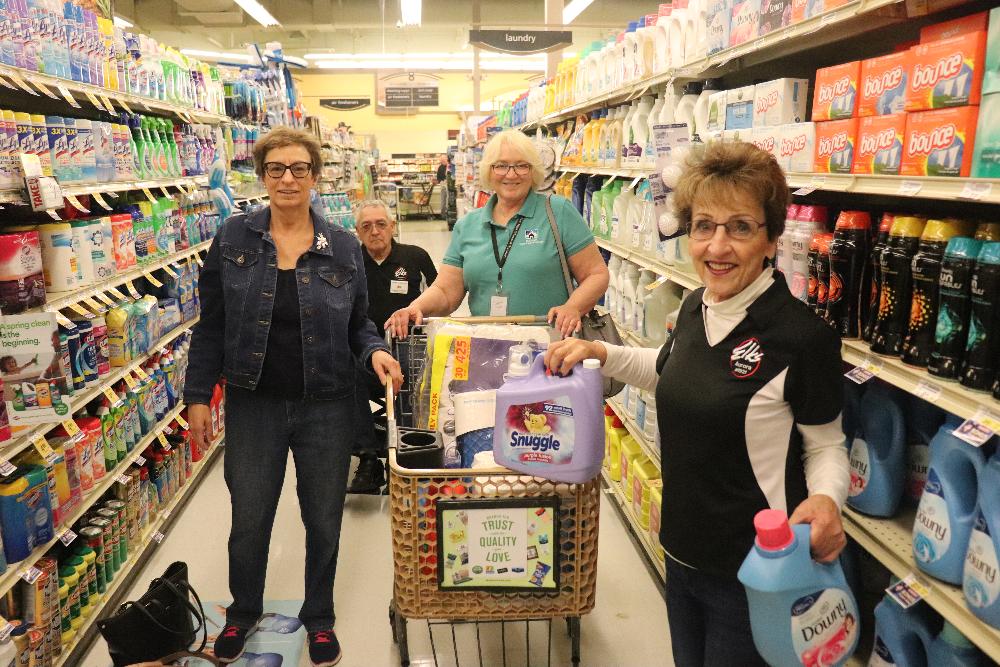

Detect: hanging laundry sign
[469, 30, 572, 54]
[320, 98, 371, 111]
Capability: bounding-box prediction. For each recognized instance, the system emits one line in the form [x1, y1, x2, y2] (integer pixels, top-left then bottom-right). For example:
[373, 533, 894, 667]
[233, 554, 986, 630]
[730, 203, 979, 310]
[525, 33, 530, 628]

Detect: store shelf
[55, 435, 224, 666]
[841, 339, 996, 421]
[786, 173, 1000, 204]
[601, 468, 666, 586]
[1, 317, 199, 465]
[844, 507, 1000, 663]
[0, 64, 230, 125]
[559, 166, 652, 180]
[596, 239, 703, 291]
[0, 175, 210, 207]
[0, 401, 191, 598]
[606, 397, 659, 468]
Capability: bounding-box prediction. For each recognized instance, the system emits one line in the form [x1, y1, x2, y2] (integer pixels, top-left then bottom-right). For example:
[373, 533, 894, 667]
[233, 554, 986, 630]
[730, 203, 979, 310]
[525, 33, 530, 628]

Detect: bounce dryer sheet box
[858, 52, 910, 117]
[804, 0, 851, 20]
[905, 32, 988, 112]
[754, 78, 809, 128]
[758, 0, 792, 37]
[749, 127, 781, 164]
[853, 114, 907, 175]
[0, 312, 73, 427]
[919, 11, 989, 43]
[706, 0, 733, 54]
[725, 84, 757, 130]
[729, 0, 762, 47]
[972, 93, 1000, 178]
[812, 61, 860, 121]
[901, 106, 979, 178]
[813, 118, 858, 174]
[984, 7, 1000, 96]
[779, 122, 817, 173]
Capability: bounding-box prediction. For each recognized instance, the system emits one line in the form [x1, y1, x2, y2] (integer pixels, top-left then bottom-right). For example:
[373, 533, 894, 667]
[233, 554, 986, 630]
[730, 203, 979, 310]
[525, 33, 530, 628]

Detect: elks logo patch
[731, 337, 763, 378]
[523, 229, 542, 245]
[394, 267, 408, 279]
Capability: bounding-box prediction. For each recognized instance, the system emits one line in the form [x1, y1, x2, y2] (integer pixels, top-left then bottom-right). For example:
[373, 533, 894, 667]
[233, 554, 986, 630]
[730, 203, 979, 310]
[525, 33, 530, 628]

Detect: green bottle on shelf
[128, 116, 149, 181]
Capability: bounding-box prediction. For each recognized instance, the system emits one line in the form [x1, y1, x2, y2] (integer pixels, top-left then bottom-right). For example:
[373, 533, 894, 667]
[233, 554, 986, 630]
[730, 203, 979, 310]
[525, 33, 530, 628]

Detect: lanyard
[490, 215, 525, 294]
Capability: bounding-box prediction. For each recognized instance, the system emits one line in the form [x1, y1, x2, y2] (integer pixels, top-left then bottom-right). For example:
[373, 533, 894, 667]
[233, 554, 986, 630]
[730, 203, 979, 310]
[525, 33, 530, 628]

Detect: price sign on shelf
[0, 618, 12, 642]
[960, 182, 992, 201]
[109, 287, 127, 301]
[159, 186, 173, 199]
[57, 85, 81, 108]
[175, 414, 189, 429]
[83, 90, 104, 111]
[125, 280, 142, 299]
[67, 302, 94, 318]
[0, 457, 15, 477]
[123, 374, 138, 390]
[162, 508, 172, 520]
[100, 95, 116, 113]
[157, 433, 171, 450]
[897, 180, 923, 197]
[0, 75, 15, 90]
[914, 379, 942, 402]
[117, 98, 133, 114]
[20, 566, 42, 584]
[953, 407, 1000, 448]
[83, 297, 106, 313]
[136, 455, 146, 466]
[59, 529, 77, 546]
[886, 574, 929, 609]
[54, 313, 76, 330]
[134, 366, 148, 380]
[116, 473, 130, 484]
[8, 72, 38, 96]
[152, 531, 165, 544]
[91, 192, 112, 210]
[141, 187, 157, 203]
[61, 420, 81, 437]
[32, 435, 55, 461]
[94, 292, 116, 307]
[143, 271, 164, 288]
[31, 80, 59, 100]
[103, 387, 122, 405]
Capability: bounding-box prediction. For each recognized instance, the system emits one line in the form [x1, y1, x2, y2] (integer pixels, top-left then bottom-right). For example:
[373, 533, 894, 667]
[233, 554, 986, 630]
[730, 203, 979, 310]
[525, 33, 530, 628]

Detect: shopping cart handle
[384, 376, 394, 422]
[422, 315, 549, 325]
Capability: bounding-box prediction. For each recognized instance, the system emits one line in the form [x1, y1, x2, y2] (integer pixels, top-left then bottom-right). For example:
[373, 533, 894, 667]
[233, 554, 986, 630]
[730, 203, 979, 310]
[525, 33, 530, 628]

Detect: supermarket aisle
[81, 221, 671, 666]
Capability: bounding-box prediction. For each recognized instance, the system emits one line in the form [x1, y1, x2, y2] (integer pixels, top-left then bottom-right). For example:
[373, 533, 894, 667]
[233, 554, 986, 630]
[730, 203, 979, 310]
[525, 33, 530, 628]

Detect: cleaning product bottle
[964, 450, 1000, 629]
[827, 211, 871, 338]
[603, 180, 622, 242]
[659, 85, 679, 125]
[927, 622, 987, 665]
[667, 0, 689, 68]
[627, 97, 654, 166]
[644, 93, 665, 168]
[870, 216, 926, 355]
[863, 214, 895, 342]
[616, 103, 636, 168]
[653, 3, 673, 73]
[626, 182, 647, 251]
[492, 345, 604, 483]
[913, 416, 987, 584]
[620, 261, 641, 329]
[790, 223, 812, 303]
[930, 237, 983, 379]
[634, 270, 657, 336]
[906, 394, 945, 506]
[607, 416, 628, 481]
[870, 592, 937, 667]
[902, 219, 975, 366]
[612, 182, 634, 247]
[675, 82, 702, 141]
[644, 280, 682, 348]
[694, 79, 721, 140]
[816, 233, 835, 323]
[738, 509, 860, 667]
[847, 381, 907, 517]
[961, 242, 1000, 391]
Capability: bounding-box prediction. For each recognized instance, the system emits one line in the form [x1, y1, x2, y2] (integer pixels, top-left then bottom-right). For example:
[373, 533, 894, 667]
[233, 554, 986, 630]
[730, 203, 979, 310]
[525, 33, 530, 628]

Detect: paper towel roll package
[34, 223, 79, 293]
[0, 231, 45, 314]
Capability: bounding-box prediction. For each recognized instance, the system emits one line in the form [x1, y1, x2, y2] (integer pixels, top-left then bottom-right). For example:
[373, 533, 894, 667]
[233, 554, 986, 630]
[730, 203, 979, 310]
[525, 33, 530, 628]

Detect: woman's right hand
[544, 338, 606, 376]
[187, 403, 212, 452]
[386, 305, 424, 339]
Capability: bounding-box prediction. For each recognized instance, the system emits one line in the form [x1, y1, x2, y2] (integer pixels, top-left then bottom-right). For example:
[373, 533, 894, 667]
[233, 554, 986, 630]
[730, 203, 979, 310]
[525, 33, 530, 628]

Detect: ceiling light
[112, 15, 133, 28]
[180, 48, 255, 63]
[399, 0, 421, 26]
[233, 0, 280, 27]
[562, 0, 595, 24]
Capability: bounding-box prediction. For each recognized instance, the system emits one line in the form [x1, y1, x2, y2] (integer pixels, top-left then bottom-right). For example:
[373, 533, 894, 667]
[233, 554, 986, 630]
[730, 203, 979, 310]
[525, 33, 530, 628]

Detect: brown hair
[672, 141, 789, 241]
[252, 127, 323, 180]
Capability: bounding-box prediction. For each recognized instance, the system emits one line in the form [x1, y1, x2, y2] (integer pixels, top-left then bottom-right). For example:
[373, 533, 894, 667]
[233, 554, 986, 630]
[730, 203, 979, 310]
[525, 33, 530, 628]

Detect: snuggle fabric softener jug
[738, 509, 860, 667]
[493, 345, 604, 483]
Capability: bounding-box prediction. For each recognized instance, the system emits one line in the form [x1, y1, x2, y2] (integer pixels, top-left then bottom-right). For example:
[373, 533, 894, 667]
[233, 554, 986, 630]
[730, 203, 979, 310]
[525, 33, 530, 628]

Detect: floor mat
[188, 600, 306, 666]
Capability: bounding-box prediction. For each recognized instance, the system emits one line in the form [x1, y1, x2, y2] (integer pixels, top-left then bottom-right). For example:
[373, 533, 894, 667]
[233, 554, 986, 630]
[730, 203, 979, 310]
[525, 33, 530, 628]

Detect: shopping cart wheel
[567, 617, 581, 665]
[389, 600, 410, 666]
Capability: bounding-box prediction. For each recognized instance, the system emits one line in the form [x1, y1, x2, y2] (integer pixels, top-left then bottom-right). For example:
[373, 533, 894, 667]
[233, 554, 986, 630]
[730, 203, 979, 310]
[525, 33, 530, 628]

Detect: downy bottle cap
[753, 509, 795, 551]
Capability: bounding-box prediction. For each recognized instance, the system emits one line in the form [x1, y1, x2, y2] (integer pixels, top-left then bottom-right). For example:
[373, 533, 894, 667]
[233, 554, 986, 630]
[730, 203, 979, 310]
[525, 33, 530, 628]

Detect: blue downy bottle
[927, 622, 987, 666]
[847, 381, 906, 517]
[869, 591, 937, 667]
[905, 395, 946, 506]
[912, 416, 987, 584]
[963, 450, 1000, 629]
[738, 509, 860, 667]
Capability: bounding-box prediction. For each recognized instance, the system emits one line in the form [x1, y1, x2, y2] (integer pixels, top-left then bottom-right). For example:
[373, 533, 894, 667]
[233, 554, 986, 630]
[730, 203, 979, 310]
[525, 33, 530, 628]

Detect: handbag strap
[123, 578, 208, 650]
[544, 194, 575, 297]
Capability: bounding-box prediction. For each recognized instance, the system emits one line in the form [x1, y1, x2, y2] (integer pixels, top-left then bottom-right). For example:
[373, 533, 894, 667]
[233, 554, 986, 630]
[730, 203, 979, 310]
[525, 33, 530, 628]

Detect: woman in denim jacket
[184, 127, 402, 666]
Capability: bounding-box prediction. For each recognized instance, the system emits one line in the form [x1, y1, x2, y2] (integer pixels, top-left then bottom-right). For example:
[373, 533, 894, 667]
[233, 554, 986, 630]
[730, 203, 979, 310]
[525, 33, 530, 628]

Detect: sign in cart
[437, 498, 560, 591]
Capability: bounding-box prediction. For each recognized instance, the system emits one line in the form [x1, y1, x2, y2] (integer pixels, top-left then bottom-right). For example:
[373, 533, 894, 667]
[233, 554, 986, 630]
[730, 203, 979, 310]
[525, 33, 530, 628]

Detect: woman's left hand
[547, 303, 583, 338]
[371, 350, 404, 393]
[789, 494, 847, 563]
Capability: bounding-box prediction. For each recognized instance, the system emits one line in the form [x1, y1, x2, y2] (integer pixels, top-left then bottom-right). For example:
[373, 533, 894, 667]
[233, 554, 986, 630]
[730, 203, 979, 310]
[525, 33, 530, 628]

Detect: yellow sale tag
[157, 432, 170, 448]
[83, 297, 105, 312]
[125, 281, 141, 299]
[65, 195, 89, 213]
[161, 265, 178, 280]
[117, 98, 133, 114]
[94, 292, 116, 307]
[92, 192, 112, 210]
[103, 387, 120, 404]
[8, 72, 38, 96]
[123, 374, 138, 389]
[32, 435, 54, 460]
[83, 90, 104, 111]
[67, 303, 94, 318]
[143, 271, 163, 288]
[646, 275, 670, 291]
[174, 414, 189, 429]
[61, 420, 81, 437]
[31, 80, 59, 100]
[141, 188, 157, 203]
[108, 287, 127, 301]
[134, 367, 149, 381]
[100, 95, 115, 113]
[54, 313, 76, 329]
[159, 186, 173, 199]
[0, 75, 15, 90]
[57, 84, 81, 108]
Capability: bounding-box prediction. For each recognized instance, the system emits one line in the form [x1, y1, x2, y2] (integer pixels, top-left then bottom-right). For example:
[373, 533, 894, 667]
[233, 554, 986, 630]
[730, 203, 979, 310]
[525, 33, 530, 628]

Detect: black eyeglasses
[263, 162, 313, 179]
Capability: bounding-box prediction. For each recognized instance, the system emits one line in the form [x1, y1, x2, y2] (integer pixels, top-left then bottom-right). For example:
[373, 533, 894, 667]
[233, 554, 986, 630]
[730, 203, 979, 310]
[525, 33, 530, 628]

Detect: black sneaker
[308, 628, 343, 666]
[347, 453, 385, 494]
[213, 620, 259, 662]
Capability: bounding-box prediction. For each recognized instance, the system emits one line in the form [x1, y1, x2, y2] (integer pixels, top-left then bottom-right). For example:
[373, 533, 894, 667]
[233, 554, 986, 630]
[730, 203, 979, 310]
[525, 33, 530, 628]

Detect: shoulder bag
[544, 194, 626, 398]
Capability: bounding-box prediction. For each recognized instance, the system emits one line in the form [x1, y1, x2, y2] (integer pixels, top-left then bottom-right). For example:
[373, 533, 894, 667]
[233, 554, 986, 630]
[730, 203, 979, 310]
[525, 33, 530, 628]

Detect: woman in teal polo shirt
[386, 129, 609, 338]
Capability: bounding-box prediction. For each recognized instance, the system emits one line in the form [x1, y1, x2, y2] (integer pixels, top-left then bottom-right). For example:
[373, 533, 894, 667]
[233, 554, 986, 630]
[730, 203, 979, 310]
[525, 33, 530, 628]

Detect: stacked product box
[972, 7, 1000, 178]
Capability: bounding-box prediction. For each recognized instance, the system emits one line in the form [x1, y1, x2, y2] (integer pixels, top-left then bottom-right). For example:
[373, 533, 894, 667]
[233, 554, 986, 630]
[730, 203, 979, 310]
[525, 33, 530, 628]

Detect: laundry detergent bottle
[913, 416, 987, 584]
[869, 592, 937, 667]
[493, 346, 604, 483]
[847, 381, 907, 517]
[738, 509, 860, 667]
[827, 211, 871, 338]
[870, 216, 925, 355]
[929, 237, 983, 379]
[961, 242, 1000, 391]
[963, 450, 1000, 629]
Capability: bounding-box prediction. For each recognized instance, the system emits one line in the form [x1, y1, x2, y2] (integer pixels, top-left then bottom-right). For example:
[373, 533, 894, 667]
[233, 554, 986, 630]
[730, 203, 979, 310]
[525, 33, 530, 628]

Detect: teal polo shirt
[443, 191, 594, 316]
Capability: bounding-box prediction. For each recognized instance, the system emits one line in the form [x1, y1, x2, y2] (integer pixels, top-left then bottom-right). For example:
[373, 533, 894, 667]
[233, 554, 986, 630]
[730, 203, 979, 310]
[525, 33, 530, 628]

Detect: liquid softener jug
[870, 216, 925, 356]
[847, 381, 906, 517]
[493, 346, 604, 483]
[929, 237, 983, 379]
[964, 450, 1000, 629]
[869, 591, 938, 667]
[913, 416, 987, 584]
[905, 395, 946, 506]
[738, 509, 860, 667]
[827, 211, 871, 338]
[927, 622, 988, 666]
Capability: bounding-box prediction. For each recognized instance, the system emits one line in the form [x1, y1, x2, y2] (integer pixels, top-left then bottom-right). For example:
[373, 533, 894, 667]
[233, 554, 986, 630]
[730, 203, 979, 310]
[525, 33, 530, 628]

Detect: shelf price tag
[122, 374, 138, 390]
[54, 313, 76, 330]
[117, 98, 133, 114]
[100, 95, 116, 113]
[116, 473, 130, 484]
[133, 366, 148, 380]
[162, 508, 172, 520]
[136, 455, 146, 466]
[103, 387, 122, 405]
[83, 297, 106, 313]
[898, 180, 922, 197]
[83, 90, 104, 111]
[645, 275, 671, 291]
[0, 457, 16, 477]
[0, 618, 12, 642]
[31, 80, 59, 100]
[886, 574, 929, 609]
[193, 253, 204, 268]
[953, 407, 1000, 448]
[157, 433, 171, 450]
[845, 356, 881, 384]
[0, 75, 15, 90]
[108, 287, 127, 301]
[141, 187, 157, 203]
[793, 185, 817, 196]
[20, 566, 42, 584]
[94, 292, 116, 307]
[57, 85, 81, 108]
[124, 280, 142, 299]
[44, 209, 61, 221]
[61, 420, 81, 437]
[152, 531, 165, 544]
[91, 192, 112, 210]
[143, 271, 163, 288]
[175, 414, 189, 429]
[159, 186, 173, 199]
[59, 529, 77, 546]
[161, 264, 178, 280]
[7, 72, 38, 96]
[960, 182, 992, 201]
[66, 302, 94, 318]
[32, 435, 56, 462]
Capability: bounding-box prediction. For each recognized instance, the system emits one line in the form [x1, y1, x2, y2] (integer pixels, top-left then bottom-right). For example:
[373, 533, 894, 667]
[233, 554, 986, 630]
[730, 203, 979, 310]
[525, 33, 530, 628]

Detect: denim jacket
[184, 205, 389, 405]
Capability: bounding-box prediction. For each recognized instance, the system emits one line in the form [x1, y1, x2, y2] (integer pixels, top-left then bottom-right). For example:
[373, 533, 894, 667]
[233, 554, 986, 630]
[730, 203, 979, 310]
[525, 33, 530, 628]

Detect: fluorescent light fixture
[112, 15, 133, 28]
[233, 0, 280, 27]
[562, 0, 595, 24]
[399, 0, 421, 26]
[312, 57, 546, 71]
[180, 48, 255, 63]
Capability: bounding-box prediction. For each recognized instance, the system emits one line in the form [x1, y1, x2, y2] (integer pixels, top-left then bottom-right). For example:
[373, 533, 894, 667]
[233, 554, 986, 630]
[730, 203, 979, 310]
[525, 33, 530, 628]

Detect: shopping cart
[385, 317, 600, 667]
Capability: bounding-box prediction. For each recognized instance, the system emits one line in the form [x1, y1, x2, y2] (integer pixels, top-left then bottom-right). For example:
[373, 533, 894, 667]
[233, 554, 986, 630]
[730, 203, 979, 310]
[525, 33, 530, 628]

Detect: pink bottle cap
[798, 205, 829, 225]
[754, 509, 794, 551]
[786, 204, 800, 222]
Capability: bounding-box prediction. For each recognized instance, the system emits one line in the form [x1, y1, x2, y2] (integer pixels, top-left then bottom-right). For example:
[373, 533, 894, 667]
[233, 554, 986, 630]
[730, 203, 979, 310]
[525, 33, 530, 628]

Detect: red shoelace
[311, 630, 334, 643]
[221, 625, 242, 638]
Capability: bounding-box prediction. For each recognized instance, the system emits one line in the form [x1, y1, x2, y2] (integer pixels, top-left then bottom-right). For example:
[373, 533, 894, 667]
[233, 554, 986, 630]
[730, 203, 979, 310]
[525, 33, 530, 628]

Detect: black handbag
[544, 195, 627, 398]
[97, 561, 220, 666]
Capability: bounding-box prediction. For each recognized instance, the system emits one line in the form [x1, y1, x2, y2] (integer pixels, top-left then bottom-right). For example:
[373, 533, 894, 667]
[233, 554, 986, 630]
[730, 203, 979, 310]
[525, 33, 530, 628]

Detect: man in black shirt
[433, 154, 449, 220]
[349, 200, 438, 493]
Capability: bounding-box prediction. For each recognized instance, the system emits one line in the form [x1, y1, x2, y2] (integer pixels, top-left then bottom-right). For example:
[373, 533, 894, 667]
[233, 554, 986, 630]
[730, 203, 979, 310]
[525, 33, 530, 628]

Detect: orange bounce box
[919, 11, 989, 43]
[814, 118, 859, 174]
[853, 114, 907, 175]
[905, 32, 988, 112]
[812, 61, 860, 121]
[858, 51, 910, 117]
[901, 106, 980, 177]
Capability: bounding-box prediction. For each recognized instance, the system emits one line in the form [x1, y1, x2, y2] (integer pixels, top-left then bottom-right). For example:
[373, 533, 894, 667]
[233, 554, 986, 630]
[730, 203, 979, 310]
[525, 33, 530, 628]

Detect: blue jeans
[352, 360, 386, 455]
[665, 557, 766, 667]
[223, 387, 354, 632]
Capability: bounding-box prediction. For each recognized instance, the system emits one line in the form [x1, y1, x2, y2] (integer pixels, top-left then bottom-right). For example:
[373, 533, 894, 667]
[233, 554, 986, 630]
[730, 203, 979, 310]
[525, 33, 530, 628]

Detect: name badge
[390, 280, 408, 294]
[490, 295, 508, 317]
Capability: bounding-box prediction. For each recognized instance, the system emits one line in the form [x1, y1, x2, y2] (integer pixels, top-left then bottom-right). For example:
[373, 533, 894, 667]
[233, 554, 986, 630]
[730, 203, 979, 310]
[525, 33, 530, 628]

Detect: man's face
[357, 205, 395, 256]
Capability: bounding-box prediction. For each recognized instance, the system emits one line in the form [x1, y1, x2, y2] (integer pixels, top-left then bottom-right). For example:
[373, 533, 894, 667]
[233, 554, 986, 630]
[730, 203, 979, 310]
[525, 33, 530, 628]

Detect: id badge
[490, 295, 509, 317]
[390, 279, 408, 294]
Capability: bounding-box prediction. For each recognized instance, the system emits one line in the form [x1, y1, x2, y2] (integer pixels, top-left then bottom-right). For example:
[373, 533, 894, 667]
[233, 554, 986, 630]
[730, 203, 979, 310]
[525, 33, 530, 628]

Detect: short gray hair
[479, 129, 545, 190]
[354, 199, 394, 225]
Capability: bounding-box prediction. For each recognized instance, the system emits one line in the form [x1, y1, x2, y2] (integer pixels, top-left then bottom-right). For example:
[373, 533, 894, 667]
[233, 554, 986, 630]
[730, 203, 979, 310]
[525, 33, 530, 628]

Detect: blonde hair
[479, 129, 546, 190]
[252, 127, 323, 181]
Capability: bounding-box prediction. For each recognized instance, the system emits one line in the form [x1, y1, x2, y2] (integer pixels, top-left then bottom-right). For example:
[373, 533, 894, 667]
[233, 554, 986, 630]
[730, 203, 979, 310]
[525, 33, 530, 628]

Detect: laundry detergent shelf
[964, 450, 1000, 629]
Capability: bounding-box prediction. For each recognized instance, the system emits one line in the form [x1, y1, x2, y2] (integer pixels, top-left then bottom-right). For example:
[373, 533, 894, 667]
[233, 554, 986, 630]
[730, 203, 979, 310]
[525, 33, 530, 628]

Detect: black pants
[353, 360, 387, 456]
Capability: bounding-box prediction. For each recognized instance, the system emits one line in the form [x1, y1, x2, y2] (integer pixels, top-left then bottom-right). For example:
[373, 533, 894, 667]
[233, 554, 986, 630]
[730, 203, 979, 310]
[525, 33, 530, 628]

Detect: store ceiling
[116, 0, 655, 63]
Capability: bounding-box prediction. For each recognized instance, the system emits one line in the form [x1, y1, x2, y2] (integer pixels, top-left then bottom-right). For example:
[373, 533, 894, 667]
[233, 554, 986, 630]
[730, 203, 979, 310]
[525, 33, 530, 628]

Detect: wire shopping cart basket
[385, 317, 600, 667]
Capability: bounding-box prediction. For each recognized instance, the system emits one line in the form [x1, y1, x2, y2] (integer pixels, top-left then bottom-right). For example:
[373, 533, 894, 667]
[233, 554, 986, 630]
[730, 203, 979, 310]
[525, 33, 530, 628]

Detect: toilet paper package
[729, 0, 761, 47]
[753, 78, 809, 127]
[853, 113, 906, 175]
[813, 118, 858, 173]
[778, 122, 816, 173]
[858, 51, 909, 117]
[972, 93, 1000, 178]
[758, 0, 792, 37]
[726, 85, 756, 129]
[812, 61, 860, 121]
[905, 33, 987, 111]
[901, 106, 979, 178]
[706, 0, 733, 54]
